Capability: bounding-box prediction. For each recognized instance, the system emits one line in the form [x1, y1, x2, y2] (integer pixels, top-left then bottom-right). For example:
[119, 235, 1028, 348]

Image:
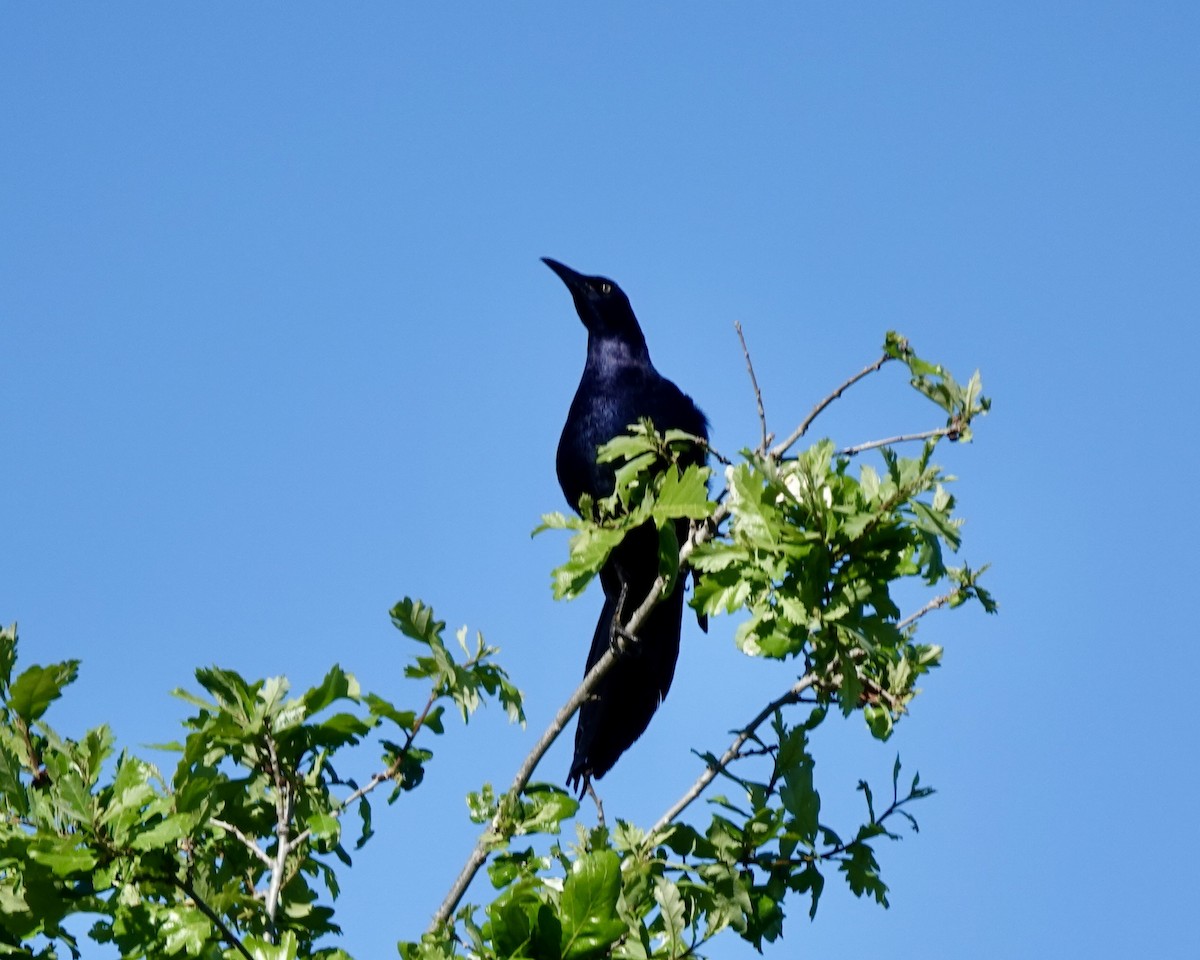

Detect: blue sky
[3, 3, 1198, 957]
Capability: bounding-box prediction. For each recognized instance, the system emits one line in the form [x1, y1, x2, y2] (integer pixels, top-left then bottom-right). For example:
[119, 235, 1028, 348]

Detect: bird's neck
[585, 333, 651, 374]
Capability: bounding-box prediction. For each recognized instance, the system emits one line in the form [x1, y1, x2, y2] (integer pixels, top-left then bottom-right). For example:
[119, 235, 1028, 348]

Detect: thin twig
[176, 877, 254, 960]
[734, 321, 771, 453]
[896, 584, 968, 633]
[429, 647, 618, 928]
[288, 687, 441, 851]
[701, 439, 733, 467]
[429, 505, 730, 932]
[646, 674, 818, 841]
[210, 818, 273, 867]
[770, 353, 893, 460]
[836, 426, 957, 458]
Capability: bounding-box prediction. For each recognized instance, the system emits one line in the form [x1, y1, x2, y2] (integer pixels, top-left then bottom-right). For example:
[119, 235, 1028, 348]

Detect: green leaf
[515, 783, 580, 836]
[309, 812, 341, 845]
[7, 660, 80, 722]
[161, 906, 212, 956]
[837, 653, 863, 715]
[487, 848, 539, 888]
[354, 796, 374, 850]
[0, 623, 17, 692]
[653, 877, 686, 956]
[487, 890, 536, 958]
[28, 838, 97, 875]
[858, 779, 876, 824]
[423, 704, 446, 735]
[128, 813, 192, 851]
[390, 597, 446, 648]
[560, 850, 626, 960]
[597, 428, 659, 464]
[244, 931, 300, 960]
[363, 693, 417, 731]
[910, 499, 962, 551]
[691, 567, 752, 616]
[790, 863, 826, 919]
[532, 510, 577, 536]
[652, 465, 713, 523]
[745, 890, 785, 950]
[612, 451, 658, 502]
[551, 526, 627, 600]
[839, 839, 890, 906]
[777, 732, 820, 844]
[303, 665, 360, 714]
[195, 666, 258, 720]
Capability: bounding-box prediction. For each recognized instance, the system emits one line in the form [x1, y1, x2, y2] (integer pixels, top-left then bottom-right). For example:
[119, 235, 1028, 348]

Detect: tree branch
[429, 505, 730, 932]
[210, 817, 273, 868]
[646, 673, 817, 840]
[770, 352, 893, 460]
[175, 877, 254, 960]
[429, 343, 963, 932]
[734, 321, 771, 453]
[288, 687, 442, 852]
[896, 583, 969, 632]
[836, 426, 957, 458]
[263, 733, 291, 937]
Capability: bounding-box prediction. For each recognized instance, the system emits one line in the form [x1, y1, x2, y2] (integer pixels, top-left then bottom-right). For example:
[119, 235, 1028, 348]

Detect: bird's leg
[585, 779, 606, 828]
[608, 579, 640, 653]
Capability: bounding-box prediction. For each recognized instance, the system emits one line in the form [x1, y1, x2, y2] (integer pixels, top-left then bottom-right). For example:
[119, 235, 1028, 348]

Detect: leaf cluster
[406, 742, 930, 960]
[0, 606, 523, 959]
[409, 331, 994, 958]
[535, 423, 713, 602]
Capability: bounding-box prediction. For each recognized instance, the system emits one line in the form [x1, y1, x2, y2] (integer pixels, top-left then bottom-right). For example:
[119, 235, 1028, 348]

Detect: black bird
[543, 257, 708, 791]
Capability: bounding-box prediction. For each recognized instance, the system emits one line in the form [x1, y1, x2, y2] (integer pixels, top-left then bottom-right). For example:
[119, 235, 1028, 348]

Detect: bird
[543, 257, 708, 792]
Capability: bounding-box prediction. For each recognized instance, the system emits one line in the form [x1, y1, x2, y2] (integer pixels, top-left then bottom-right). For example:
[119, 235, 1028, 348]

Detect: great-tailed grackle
[543, 257, 708, 791]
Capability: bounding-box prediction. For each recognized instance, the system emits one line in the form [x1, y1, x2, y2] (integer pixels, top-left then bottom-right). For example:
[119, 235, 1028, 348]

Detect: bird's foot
[608, 580, 640, 653]
[608, 619, 639, 654]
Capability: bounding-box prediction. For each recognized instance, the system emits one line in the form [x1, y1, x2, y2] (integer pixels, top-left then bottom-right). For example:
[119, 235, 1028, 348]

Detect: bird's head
[542, 257, 646, 347]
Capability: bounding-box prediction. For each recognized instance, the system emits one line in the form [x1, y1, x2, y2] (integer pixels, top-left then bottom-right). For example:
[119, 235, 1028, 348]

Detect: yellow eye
[599, 282, 612, 294]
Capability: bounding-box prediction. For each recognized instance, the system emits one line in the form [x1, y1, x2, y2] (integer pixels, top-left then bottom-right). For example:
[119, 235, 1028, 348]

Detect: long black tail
[567, 522, 686, 791]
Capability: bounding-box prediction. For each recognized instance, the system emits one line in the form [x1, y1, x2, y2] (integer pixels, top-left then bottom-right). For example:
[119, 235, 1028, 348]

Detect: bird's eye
[598, 282, 612, 295]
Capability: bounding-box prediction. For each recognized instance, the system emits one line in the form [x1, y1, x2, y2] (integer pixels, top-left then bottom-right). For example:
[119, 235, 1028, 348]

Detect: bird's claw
[608, 621, 638, 653]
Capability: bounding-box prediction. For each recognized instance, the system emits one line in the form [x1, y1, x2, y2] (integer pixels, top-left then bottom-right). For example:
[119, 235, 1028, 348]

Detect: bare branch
[263, 734, 291, 936]
[210, 817, 273, 868]
[646, 673, 818, 840]
[700, 439, 733, 467]
[836, 426, 956, 458]
[770, 353, 893, 460]
[896, 583, 970, 632]
[734, 321, 771, 453]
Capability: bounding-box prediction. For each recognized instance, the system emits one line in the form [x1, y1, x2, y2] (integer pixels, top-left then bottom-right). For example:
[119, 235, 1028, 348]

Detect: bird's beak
[541, 257, 587, 294]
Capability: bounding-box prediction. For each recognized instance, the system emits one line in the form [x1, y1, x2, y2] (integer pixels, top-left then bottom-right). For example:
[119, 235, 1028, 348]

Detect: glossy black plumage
[543, 258, 707, 790]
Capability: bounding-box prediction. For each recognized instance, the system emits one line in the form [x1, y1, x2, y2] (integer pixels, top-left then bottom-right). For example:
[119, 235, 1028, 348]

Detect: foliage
[1, 331, 993, 958]
[0, 607, 521, 959]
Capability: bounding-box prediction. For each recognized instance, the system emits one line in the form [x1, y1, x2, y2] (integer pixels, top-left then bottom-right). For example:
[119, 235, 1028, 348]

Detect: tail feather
[567, 522, 687, 791]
